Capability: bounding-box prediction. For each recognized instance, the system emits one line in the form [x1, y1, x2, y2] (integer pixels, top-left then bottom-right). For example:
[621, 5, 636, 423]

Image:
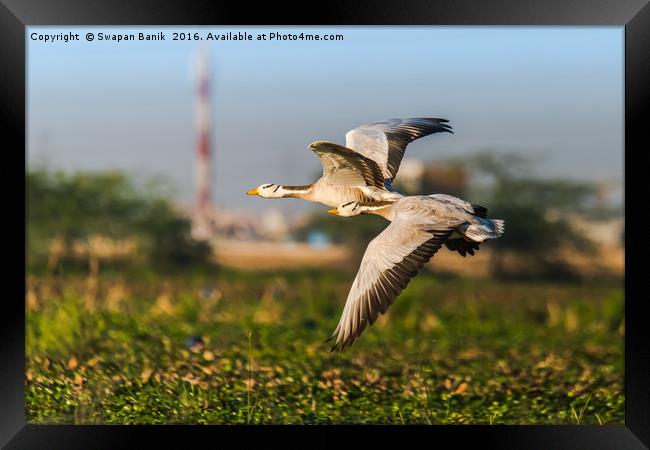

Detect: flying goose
[325, 194, 505, 352]
[246, 118, 452, 208]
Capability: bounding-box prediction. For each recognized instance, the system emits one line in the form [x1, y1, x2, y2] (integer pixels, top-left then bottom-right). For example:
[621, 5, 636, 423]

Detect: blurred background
[26, 26, 624, 425]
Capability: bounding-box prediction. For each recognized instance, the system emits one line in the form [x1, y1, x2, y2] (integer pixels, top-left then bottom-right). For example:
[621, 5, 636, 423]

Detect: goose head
[328, 201, 364, 217]
[247, 183, 284, 198]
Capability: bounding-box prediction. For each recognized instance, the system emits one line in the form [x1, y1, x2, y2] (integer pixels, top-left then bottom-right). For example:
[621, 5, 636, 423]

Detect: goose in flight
[246, 118, 452, 208]
[325, 194, 505, 352]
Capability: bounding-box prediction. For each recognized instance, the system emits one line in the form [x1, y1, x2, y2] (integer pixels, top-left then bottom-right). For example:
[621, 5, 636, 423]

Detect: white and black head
[247, 183, 284, 198]
[328, 201, 364, 217]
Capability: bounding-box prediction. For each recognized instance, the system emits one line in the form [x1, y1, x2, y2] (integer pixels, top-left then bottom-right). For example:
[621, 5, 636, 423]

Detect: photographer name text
[30, 31, 345, 44]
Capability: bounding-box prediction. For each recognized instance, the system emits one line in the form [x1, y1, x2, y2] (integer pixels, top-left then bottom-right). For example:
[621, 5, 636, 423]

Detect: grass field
[25, 269, 624, 424]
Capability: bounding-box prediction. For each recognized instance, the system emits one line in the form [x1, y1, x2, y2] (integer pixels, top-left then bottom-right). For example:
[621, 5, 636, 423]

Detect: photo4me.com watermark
[30, 30, 345, 44]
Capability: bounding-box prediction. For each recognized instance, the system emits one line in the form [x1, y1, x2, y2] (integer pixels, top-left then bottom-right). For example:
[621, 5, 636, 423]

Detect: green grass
[25, 269, 624, 424]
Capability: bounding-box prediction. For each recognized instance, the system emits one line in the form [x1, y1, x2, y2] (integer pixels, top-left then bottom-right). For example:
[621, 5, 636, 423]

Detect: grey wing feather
[426, 194, 474, 212]
[327, 219, 455, 352]
[345, 118, 453, 181]
[427, 194, 489, 217]
[309, 141, 385, 189]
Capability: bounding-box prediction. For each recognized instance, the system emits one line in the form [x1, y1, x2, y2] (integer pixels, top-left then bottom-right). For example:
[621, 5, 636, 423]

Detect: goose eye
[262, 184, 272, 189]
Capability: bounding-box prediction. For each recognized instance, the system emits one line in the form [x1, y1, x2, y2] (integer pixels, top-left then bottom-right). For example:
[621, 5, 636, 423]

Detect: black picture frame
[3, 0, 648, 448]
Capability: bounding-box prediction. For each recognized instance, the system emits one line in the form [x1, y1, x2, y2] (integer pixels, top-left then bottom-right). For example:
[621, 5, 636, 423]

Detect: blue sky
[27, 26, 624, 215]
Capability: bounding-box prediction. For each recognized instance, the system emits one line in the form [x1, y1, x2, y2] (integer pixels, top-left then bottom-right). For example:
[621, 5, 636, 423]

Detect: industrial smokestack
[195, 46, 212, 212]
[191, 46, 214, 241]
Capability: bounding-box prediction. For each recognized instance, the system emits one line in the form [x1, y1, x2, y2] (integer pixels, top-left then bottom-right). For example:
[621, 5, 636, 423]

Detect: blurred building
[259, 209, 289, 241]
[394, 158, 468, 197]
[183, 203, 298, 242]
[307, 231, 332, 248]
[568, 215, 624, 247]
[421, 162, 467, 198]
[394, 158, 425, 193]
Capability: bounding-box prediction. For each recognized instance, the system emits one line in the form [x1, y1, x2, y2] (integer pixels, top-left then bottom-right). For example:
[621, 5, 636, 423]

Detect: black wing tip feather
[328, 341, 345, 354]
[401, 117, 449, 123]
[324, 331, 349, 353]
[326, 333, 359, 353]
[471, 203, 489, 218]
[382, 117, 453, 129]
[407, 118, 454, 134]
[445, 238, 481, 257]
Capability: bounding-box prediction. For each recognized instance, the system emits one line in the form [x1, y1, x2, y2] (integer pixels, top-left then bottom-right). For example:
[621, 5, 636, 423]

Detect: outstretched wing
[327, 219, 457, 352]
[345, 118, 453, 181]
[309, 141, 385, 189]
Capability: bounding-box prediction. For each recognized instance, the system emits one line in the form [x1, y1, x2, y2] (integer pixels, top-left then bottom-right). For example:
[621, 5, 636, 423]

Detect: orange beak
[247, 188, 259, 196]
[327, 208, 338, 215]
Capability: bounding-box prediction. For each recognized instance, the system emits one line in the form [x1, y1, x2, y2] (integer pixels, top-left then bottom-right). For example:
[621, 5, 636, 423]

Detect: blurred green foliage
[462, 152, 600, 279]
[27, 169, 213, 272]
[25, 270, 624, 424]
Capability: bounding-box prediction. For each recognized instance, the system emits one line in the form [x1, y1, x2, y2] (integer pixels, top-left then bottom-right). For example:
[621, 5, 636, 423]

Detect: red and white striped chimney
[195, 47, 212, 214]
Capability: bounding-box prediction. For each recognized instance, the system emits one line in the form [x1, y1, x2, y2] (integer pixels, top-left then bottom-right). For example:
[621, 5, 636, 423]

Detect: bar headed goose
[247, 118, 452, 208]
[325, 194, 505, 351]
